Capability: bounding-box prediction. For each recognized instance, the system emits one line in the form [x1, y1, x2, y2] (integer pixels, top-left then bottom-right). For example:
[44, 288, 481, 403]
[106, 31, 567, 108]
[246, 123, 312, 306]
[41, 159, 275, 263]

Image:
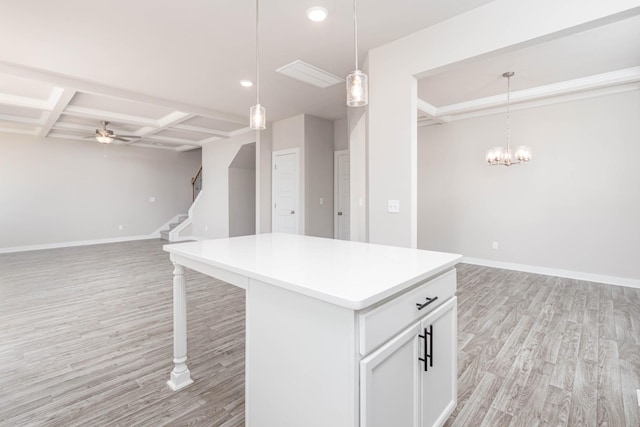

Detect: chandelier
[486, 72, 531, 166]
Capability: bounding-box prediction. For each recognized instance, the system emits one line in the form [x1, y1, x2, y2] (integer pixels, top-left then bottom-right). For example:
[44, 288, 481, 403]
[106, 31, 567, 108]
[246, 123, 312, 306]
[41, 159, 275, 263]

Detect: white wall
[418, 90, 640, 281]
[0, 134, 200, 249]
[192, 131, 261, 239]
[304, 115, 334, 238]
[366, 0, 640, 248]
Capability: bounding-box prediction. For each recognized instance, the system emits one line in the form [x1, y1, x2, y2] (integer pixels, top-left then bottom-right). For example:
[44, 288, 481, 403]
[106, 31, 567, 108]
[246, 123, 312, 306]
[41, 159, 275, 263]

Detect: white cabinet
[420, 298, 457, 427]
[360, 296, 457, 427]
[360, 323, 421, 427]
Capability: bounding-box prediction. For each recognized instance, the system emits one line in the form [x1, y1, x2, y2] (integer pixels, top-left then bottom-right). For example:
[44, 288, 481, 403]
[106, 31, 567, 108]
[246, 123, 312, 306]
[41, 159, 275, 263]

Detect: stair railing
[191, 166, 202, 201]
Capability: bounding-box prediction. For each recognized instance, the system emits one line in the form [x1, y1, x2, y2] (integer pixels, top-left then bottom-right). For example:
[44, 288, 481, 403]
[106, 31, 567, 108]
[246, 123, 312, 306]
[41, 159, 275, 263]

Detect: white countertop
[164, 233, 461, 310]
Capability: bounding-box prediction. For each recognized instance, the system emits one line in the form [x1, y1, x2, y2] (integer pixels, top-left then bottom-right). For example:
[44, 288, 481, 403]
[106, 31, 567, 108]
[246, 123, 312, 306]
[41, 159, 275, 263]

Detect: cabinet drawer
[358, 269, 456, 356]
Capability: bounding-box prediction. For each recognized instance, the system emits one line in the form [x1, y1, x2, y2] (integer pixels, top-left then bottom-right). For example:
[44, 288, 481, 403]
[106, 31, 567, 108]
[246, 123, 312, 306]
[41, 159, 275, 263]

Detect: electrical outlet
[388, 200, 400, 213]
[149, 196, 156, 203]
[492, 241, 499, 250]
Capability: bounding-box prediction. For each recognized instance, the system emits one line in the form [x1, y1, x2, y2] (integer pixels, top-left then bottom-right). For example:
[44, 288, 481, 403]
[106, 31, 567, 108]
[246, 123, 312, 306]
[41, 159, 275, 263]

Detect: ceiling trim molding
[142, 134, 202, 146]
[173, 124, 231, 138]
[418, 67, 640, 123]
[0, 124, 41, 135]
[228, 126, 254, 137]
[447, 82, 640, 122]
[41, 88, 76, 137]
[416, 99, 450, 124]
[63, 106, 162, 127]
[130, 142, 180, 151]
[125, 112, 195, 145]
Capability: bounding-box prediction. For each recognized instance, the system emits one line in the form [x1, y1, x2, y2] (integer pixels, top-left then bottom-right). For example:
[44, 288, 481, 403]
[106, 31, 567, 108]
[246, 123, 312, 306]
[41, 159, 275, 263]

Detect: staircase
[160, 214, 188, 241]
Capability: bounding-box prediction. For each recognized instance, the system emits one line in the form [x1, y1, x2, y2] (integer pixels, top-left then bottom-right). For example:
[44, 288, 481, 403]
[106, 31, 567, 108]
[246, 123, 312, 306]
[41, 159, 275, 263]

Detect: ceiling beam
[40, 88, 76, 138]
[0, 60, 249, 125]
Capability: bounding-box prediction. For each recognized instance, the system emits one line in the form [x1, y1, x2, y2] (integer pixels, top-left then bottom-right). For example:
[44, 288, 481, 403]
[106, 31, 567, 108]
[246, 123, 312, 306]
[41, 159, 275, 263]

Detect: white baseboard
[0, 234, 159, 254]
[462, 257, 640, 290]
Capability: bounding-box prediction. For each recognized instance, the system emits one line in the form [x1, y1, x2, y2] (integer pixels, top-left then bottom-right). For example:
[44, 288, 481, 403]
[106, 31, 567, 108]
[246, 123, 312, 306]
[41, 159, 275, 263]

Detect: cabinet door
[360, 322, 421, 427]
[419, 297, 457, 427]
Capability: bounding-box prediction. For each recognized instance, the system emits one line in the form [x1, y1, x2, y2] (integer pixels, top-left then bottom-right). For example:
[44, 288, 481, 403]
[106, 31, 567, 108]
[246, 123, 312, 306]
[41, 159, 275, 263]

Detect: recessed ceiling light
[307, 6, 328, 22]
[240, 80, 254, 87]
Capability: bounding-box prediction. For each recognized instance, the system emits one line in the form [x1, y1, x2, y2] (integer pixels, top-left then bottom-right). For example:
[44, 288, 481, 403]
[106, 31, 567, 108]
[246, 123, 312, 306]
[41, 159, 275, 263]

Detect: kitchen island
[164, 233, 461, 427]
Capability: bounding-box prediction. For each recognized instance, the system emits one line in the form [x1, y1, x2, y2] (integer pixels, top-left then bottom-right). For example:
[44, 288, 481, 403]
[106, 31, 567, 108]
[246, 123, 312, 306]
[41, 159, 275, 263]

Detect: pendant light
[346, 0, 368, 107]
[486, 72, 531, 166]
[250, 0, 266, 130]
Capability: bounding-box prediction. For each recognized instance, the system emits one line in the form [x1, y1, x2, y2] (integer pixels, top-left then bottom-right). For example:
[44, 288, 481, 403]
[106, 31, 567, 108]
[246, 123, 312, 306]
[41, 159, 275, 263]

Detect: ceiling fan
[87, 121, 142, 144]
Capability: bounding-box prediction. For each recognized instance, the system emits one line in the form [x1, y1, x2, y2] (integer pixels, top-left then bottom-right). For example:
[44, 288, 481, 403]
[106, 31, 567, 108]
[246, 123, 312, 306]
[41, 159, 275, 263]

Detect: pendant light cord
[255, 0, 260, 105]
[353, 0, 358, 70]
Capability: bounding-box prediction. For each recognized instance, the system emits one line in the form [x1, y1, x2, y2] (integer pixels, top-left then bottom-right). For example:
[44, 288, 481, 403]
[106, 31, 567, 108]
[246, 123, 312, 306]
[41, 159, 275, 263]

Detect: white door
[272, 150, 299, 234]
[360, 323, 421, 427]
[420, 297, 457, 427]
[334, 151, 350, 240]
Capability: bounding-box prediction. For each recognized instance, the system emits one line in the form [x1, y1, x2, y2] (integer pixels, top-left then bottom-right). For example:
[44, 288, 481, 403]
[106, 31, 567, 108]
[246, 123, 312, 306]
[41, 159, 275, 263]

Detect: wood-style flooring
[1, 239, 638, 426]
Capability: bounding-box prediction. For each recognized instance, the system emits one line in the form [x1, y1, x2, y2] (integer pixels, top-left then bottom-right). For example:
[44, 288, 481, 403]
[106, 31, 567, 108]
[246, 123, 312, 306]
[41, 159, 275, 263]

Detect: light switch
[388, 200, 400, 213]
[320, 197, 324, 205]
[149, 196, 156, 203]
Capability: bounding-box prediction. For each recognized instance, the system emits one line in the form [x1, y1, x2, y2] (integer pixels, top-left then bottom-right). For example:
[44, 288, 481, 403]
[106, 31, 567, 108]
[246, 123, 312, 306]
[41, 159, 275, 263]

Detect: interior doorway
[272, 149, 300, 234]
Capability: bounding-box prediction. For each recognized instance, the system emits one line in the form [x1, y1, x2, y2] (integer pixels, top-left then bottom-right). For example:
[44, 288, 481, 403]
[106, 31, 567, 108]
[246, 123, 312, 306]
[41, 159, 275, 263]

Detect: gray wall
[417, 90, 640, 281]
[0, 134, 200, 249]
[333, 118, 348, 151]
[271, 114, 335, 238]
[229, 143, 256, 237]
[229, 168, 256, 237]
[304, 115, 334, 238]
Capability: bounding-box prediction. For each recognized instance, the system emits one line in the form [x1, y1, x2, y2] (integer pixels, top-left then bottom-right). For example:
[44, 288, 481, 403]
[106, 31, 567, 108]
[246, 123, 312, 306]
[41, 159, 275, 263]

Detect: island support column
[167, 263, 193, 391]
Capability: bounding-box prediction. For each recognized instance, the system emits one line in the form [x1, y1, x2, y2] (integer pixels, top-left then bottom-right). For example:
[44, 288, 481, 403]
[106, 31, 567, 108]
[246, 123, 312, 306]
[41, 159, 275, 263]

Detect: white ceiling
[0, 0, 638, 150]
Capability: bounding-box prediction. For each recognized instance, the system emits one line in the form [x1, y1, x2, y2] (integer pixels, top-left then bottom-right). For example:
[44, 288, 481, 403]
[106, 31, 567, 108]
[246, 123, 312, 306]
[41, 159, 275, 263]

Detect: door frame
[272, 148, 302, 234]
[334, 150, 349, 239]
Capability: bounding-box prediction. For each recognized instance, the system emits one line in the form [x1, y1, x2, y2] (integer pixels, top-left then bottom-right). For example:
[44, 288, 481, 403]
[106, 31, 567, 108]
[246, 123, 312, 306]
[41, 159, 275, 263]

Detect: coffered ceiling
[0, 74, 248, 151]
[0, 1, 638, 150]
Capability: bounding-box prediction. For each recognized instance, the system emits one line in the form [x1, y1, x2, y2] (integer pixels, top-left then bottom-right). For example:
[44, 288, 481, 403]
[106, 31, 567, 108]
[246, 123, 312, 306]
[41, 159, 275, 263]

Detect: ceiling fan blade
[113, 137, 131, 142]
[83, 136, 97, 139]
[116, 134, 142, 139]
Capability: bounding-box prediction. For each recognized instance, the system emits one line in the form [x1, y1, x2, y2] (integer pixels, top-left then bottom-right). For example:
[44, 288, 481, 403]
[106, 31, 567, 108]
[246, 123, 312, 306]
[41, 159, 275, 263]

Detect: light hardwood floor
[1, 239, 638, 426]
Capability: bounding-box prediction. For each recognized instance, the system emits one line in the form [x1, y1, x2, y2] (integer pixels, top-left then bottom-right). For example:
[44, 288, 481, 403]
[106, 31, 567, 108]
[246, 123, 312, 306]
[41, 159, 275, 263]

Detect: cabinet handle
[416, 296, 438, 311]
[418, 325, 433, 372]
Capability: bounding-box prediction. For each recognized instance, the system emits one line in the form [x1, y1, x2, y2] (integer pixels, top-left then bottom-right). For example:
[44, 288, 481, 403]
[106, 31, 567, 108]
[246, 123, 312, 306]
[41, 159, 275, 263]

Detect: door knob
[290, 210, 295, 214]
[337, 211, 343, 216]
